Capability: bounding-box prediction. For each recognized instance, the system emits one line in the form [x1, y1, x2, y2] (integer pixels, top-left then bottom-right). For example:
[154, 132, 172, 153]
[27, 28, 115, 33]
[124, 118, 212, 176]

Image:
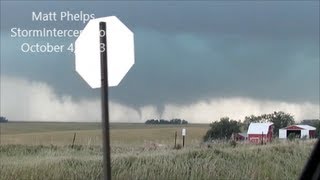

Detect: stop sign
[75, 16, 134, 88]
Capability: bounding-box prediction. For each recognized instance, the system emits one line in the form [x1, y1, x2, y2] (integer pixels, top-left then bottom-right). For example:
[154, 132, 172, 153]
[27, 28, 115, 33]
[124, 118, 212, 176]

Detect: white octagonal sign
[75, 16, 134, 88]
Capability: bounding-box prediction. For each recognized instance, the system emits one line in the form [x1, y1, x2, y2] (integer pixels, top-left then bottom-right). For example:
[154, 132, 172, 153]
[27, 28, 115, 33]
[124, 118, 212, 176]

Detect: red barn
[247, 123, 274, 144]
[279, 125, 316, 139]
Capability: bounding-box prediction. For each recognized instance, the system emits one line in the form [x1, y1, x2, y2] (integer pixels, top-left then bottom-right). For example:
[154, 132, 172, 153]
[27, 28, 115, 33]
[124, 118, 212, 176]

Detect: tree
[203, 117, 241, 141]
[145, 118, 188, 125]
[241, 111, 295, 136]
[182, 120, 188, 124]
[300, 119, 320, 127]
[242, 115, 264, 131]
[145, 119, 159, 124]
[170, 119, 181, 124]
[0, 116, 8, 123]
[264, 111, 295, 136]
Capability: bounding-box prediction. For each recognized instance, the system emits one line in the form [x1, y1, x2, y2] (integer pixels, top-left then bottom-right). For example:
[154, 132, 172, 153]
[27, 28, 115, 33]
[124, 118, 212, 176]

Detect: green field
[0, 122, 316, 180]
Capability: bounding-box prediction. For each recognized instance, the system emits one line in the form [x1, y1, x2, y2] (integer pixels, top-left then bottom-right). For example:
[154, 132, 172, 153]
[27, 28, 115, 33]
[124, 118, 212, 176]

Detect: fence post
[174, 131, 177, 148]
[71, 132, 77, 148]
[261, 131, 263, 145]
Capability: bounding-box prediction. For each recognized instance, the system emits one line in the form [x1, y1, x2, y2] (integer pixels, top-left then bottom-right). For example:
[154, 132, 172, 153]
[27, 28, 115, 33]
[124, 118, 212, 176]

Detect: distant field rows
[0, 122, 209, 146]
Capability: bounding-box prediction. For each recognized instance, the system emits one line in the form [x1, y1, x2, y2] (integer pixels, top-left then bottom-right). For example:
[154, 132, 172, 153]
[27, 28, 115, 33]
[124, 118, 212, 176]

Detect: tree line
[145, 118, 188, 125]
[0, 116, 8, 123]
[204, 111, 320, 141]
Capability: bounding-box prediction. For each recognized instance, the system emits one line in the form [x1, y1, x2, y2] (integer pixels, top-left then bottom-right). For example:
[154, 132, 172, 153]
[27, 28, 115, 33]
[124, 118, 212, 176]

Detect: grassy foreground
[0, 141, 315, 180]
[0, 122, 316, 180]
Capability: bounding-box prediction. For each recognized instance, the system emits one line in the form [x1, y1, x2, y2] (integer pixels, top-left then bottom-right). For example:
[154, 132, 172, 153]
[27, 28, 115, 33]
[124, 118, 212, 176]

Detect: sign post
[99, 21, 111, 180]
[75, 16, 134, 180]
[182, 128, 186, 148]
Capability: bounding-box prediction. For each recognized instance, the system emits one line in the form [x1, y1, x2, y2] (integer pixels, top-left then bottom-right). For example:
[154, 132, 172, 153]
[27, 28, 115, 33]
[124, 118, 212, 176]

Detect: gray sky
[1, 1, 319, 122]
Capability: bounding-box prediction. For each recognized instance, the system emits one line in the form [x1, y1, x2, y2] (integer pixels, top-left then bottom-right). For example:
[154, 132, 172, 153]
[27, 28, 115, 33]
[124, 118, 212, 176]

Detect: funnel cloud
[1, 1, 319, 122]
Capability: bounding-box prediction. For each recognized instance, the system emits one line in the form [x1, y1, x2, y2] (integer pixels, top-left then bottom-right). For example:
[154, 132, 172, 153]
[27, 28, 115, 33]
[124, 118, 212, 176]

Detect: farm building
[247, 123, 274, 143]
[231, 132, 248, 141]
[279, 125, 316, 139]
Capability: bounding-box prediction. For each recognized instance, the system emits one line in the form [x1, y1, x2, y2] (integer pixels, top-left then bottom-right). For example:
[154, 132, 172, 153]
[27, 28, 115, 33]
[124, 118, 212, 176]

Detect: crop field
[0, 122, 316, 180]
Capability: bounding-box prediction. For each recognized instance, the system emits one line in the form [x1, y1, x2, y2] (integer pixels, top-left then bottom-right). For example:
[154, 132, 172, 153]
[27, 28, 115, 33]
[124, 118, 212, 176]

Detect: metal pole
[182, 136, 185, 148]
[100, 21, 111, 180]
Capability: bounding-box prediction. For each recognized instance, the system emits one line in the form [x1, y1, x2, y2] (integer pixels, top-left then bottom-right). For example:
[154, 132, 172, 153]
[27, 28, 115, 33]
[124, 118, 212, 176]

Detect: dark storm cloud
[1, 1, 319, 109]
[1, 1, 318, 38]
[110, 28, 319, 107]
